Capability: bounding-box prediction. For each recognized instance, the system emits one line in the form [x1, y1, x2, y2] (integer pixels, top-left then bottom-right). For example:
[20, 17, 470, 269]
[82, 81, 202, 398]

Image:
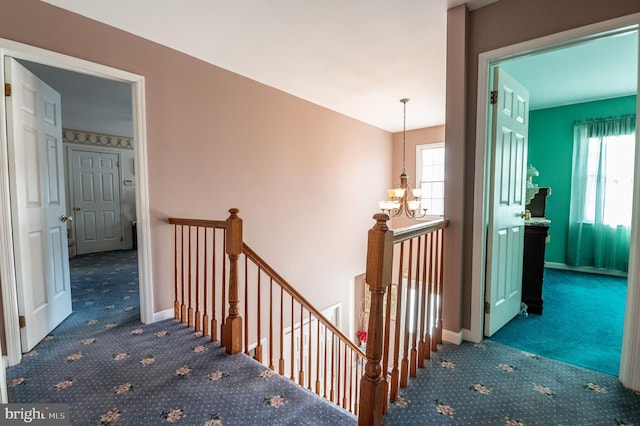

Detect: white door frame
[468, 14, 640, 388]
[0, 38, 154, 366]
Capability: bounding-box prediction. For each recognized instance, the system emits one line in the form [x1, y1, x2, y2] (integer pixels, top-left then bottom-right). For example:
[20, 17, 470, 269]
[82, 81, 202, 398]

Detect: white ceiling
[37, 0, 637, 133]
[502, 30, 638, 110]
[20, 60, 133, 137]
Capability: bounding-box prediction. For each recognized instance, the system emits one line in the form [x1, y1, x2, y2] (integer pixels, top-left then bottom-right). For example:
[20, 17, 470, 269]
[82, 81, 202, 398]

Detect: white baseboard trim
[545, 262, 628, 277]
[1, 354, 7, 403]
[462, 328, 483, 344]
[442, 329, 463, 345]
[153, 308, 174, 323]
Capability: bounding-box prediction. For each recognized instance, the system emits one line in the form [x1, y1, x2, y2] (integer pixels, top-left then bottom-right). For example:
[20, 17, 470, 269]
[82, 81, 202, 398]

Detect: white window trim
[416, 142, 445, 218]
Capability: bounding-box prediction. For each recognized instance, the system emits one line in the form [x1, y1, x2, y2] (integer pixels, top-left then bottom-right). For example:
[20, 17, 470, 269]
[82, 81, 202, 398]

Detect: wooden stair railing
[169, 209, 366, 416]
[359, 213, 448, 426]
[168, 209, 448, 423]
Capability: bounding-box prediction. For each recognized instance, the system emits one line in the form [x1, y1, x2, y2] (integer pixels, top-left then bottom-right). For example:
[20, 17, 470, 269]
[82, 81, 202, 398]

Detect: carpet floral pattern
[6, 250, 356, 425]
[384, 340, 640, 425]
[8, 251, 640, 425]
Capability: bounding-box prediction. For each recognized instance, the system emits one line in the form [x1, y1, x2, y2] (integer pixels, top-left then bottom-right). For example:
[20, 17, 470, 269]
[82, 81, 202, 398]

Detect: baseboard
[461, 328, 483, 344]
[442, 328, 463, 345]
[1, 354, 7, 403]
[545, 262, 628, 278]
[153, 308, 174, 323]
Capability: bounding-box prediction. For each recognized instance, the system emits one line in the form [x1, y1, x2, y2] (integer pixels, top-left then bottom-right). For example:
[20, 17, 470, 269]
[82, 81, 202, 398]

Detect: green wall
[528, 95, 637, 264]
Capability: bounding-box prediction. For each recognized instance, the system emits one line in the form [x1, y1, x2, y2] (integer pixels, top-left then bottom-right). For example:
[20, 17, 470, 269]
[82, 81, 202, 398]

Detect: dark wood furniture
[522, 221, 550, 315]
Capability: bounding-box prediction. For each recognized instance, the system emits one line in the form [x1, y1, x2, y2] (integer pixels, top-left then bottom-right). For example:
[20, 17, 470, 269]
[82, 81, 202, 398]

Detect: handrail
[392, 217, 448, 243]
[168, 217, 226, 228]
[243, 242, 365, 357]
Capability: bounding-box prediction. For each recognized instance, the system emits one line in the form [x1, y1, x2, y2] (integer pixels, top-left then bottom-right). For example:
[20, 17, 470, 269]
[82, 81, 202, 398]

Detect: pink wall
[0, 0, 392, 333]
[446, 0, 640, 332]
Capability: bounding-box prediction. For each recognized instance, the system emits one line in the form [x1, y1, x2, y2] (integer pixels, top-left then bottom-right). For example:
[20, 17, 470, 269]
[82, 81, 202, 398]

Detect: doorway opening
[469, 18, 640, 386]
[486, 29, 637, 374]
[0, 38, 153, 368]
[16, 59, 141, 350]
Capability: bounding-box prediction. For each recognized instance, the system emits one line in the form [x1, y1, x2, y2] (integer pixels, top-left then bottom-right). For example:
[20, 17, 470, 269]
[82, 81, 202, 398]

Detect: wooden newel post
[358, 213, 393, 426]
[222, 208, 243, 355]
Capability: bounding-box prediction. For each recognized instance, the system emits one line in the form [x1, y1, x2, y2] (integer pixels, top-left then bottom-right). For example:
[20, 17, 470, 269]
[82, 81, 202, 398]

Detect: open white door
[70, 148, 123, 254]
[4, 58, 72, 353]
[484, 67, 529, 337]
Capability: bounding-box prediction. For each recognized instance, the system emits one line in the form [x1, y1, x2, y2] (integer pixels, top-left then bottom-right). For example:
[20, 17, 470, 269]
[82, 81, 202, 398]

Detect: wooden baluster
[308, 311, 312, 390]
[342, 342, 348, 409]
[222, 208, 243, 355]
[427, 232, 435, 356]
[436, 229, 444, 345]
[359, 213, 393, 426]
[173, 224, 180, 320]
[348, 350, 354, 411]
[323, 325, 328, 398]
[220, 232, 227, 344]
[410, 236, 422, 377]
[299, 306, 305, 386]
[187, 226, 193, 327]
[269, 278, 274, 371]
[431, 230, 440, 352]
[354, 352, 360, 415]
[279, 287, 285, 375]
[336, 340, 342, 407]
[330, 333, 336, 403]
[315, 316, 321, 394]
[244, 259, 250, 355]
[382, 267, 393, 415]
[390, 242, 405, 401]
[181, 226, 187, 323]
[211, 228, 218, 342]
[195, 226, 201, 333]
[400, 239, 413, 388]
[290, 295, 295, 381]
[203, 227, 209, 337]
[418, 234, 428, 367]
[255, 267, 262, 362]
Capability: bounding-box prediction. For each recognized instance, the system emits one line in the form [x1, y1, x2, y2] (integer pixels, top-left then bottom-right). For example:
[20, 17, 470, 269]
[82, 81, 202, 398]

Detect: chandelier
[378, 98, 428, 219]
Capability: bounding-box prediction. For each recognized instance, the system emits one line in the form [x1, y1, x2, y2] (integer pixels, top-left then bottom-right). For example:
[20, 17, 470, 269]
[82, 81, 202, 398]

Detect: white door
[70, 148, 122, 254]
[4, 58, 72, 352]
[484, 67, 529, 337]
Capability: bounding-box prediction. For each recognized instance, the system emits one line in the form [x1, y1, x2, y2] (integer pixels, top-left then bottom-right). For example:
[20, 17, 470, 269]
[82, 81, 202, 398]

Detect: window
[567, 114, 636, 272]
[583, 133, 635, 227]
[416, 143, 445, 216]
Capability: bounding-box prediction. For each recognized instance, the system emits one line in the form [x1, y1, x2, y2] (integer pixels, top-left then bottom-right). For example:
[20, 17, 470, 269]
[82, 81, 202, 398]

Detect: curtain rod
[574, 113, 636, 126]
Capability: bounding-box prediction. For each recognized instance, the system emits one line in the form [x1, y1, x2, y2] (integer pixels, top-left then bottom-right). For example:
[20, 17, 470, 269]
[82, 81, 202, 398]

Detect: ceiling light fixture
[378, 98, 427, 219]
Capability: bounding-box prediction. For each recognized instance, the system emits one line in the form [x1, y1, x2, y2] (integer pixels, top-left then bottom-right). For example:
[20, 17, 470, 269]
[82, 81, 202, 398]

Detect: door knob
[520, 210, 531, 220]
[60, 215, 73, 222]
[74, 207, 81, 211]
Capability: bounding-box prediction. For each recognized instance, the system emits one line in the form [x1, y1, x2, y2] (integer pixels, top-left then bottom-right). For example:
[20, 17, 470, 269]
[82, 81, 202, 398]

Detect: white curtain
[566, 114, 636, 272]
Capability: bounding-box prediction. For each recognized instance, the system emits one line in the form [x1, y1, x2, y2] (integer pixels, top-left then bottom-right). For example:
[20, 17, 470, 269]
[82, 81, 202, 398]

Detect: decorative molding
[63, 129, 134, 150]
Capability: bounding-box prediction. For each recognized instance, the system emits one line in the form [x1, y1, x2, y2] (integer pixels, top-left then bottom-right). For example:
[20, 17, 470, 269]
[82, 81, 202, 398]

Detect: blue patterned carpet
[6, 250, 356, 425]
[385, 340, 640, 425]
[8, 251, 640, 425]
